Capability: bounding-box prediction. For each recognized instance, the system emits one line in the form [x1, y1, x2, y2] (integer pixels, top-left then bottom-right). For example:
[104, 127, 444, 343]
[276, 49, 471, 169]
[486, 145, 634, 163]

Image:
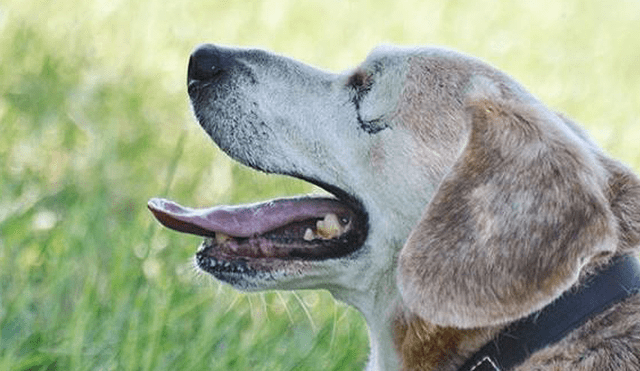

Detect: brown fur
[391, 297, 640, 370]
[399, 94, 619, 328]
[515, 296, 640, 370]
[183, 44, 640, 370]
[392, 310, 499, 370]
[394, 59, 640, 369]
[392, 312, 465, 370]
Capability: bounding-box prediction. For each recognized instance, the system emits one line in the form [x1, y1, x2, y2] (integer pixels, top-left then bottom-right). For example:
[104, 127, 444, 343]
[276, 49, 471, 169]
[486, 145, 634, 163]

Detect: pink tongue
[147, 197, 352, 238]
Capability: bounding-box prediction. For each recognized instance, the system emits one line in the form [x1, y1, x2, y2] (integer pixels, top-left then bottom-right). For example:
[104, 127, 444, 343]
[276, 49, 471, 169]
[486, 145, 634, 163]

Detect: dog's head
[149, 44, 640, 329]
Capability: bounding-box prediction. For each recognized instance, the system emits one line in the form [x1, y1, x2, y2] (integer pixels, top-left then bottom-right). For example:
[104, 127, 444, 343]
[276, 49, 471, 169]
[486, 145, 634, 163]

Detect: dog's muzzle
[149, 45, 369, 282]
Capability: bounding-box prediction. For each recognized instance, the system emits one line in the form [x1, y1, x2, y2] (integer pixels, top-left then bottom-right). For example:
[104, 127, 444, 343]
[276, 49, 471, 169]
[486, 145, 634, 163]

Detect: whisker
[276, 292, 295, 325]
[292, 291, 317, 333]
[329, 299, 338, 351]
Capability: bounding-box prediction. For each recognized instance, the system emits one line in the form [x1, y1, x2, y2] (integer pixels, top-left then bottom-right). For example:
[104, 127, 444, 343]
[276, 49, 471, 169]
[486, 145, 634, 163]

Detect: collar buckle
[469, 356, 501, 371]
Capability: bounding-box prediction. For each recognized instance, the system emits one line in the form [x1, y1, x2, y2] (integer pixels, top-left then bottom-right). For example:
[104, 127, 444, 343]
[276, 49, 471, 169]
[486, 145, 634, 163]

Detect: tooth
[316, 213, 341, 239]
[215, 232, 231, 244]
[303, 228, 315, 241]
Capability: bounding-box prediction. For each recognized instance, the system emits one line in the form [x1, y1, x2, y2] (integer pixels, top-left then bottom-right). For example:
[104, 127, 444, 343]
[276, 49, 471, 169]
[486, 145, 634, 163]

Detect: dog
[148, 44, 640, 370]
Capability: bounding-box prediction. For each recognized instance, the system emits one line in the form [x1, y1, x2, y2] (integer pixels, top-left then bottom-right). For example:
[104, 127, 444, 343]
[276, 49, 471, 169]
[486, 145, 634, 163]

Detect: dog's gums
[199, 212, 352, 259]
[147, 196, 367, 263]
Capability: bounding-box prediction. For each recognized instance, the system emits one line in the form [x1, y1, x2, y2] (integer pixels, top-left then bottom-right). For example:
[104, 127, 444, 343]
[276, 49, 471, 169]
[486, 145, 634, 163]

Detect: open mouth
[148, 184, 368, 277]
[151, 45, 370, 280]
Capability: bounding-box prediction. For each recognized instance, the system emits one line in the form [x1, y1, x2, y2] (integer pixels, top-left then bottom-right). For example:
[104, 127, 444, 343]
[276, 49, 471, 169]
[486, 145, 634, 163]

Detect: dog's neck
[356, 255, 640, 371]
[389, 311, 501, 371]
[336, 239, 499, 371]
[344, 268, 499, 371]
[339, 267, 405, 370]
[357, 294, 499, 371]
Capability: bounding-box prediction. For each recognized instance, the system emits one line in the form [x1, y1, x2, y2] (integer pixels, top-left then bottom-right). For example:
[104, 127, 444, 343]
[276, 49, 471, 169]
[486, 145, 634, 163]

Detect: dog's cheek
[368, 139, 387, 172]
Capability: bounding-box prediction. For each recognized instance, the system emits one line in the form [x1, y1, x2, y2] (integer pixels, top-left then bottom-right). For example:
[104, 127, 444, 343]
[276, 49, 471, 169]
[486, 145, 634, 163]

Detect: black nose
[187, 44, 234, 84]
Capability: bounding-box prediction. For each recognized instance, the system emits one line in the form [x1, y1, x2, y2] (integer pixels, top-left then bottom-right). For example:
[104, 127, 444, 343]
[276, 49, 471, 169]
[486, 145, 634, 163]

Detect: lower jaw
[194, 245, 315, 290]
[193, 217, 368, 273]
[193, 235, 366, 285]
[196, 251, 253, 275]
[194, 239, 306, 281]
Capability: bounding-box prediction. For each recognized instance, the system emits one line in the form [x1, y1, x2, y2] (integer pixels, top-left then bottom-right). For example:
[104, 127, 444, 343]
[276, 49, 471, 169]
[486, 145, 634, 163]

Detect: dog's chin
[148, 182, 369, 287]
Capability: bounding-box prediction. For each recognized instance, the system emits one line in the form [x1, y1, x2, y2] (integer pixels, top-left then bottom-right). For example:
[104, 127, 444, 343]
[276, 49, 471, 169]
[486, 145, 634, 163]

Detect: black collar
[458, 255, 640, 371]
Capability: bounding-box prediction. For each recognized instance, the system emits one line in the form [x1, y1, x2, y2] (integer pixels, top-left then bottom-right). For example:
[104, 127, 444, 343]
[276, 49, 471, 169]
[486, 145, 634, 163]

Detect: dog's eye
[347, 69, 372, 93]
[347, 67, 389, 134]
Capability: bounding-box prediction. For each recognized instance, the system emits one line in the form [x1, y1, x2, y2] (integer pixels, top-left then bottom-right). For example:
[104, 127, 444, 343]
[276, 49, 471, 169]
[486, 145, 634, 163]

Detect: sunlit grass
[1, 0, 639, 369]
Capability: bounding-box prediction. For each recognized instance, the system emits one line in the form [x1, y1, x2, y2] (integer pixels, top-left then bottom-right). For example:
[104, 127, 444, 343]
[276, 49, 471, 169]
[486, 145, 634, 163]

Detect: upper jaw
[187, 45, 344, 179]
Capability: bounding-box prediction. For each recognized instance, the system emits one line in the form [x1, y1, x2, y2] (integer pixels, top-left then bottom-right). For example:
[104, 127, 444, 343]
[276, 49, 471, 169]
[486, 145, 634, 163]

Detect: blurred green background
[1, 0, 639, 370]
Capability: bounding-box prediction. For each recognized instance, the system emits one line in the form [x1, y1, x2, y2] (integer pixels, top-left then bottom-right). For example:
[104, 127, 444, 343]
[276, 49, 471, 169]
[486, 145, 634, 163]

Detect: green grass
[1, 0, 639, 370]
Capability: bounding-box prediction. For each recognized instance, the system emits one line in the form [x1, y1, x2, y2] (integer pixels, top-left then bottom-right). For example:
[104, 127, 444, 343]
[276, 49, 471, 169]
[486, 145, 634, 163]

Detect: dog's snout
[188, 44, 232, 84]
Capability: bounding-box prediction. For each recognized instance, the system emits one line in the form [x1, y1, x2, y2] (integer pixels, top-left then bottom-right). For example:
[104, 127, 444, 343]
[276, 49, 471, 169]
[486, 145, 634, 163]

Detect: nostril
[187, 44, 227, 83]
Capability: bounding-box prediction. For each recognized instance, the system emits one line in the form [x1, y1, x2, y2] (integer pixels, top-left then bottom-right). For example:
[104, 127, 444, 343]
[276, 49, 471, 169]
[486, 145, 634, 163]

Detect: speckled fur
[186, 44, 640, 370]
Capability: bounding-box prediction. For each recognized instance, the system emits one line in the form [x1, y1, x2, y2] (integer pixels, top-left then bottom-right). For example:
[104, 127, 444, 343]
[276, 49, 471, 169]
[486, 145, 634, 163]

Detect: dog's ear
[397, 81, 621, 328]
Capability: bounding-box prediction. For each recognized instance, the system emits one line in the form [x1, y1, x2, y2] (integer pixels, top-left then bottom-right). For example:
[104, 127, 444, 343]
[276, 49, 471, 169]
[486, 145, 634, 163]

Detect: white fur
[187, 44, 636, 370]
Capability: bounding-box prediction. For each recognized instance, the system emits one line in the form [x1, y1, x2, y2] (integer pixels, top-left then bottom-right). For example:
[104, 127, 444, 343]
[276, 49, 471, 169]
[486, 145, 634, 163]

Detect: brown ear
[397, 92, 619, 328]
